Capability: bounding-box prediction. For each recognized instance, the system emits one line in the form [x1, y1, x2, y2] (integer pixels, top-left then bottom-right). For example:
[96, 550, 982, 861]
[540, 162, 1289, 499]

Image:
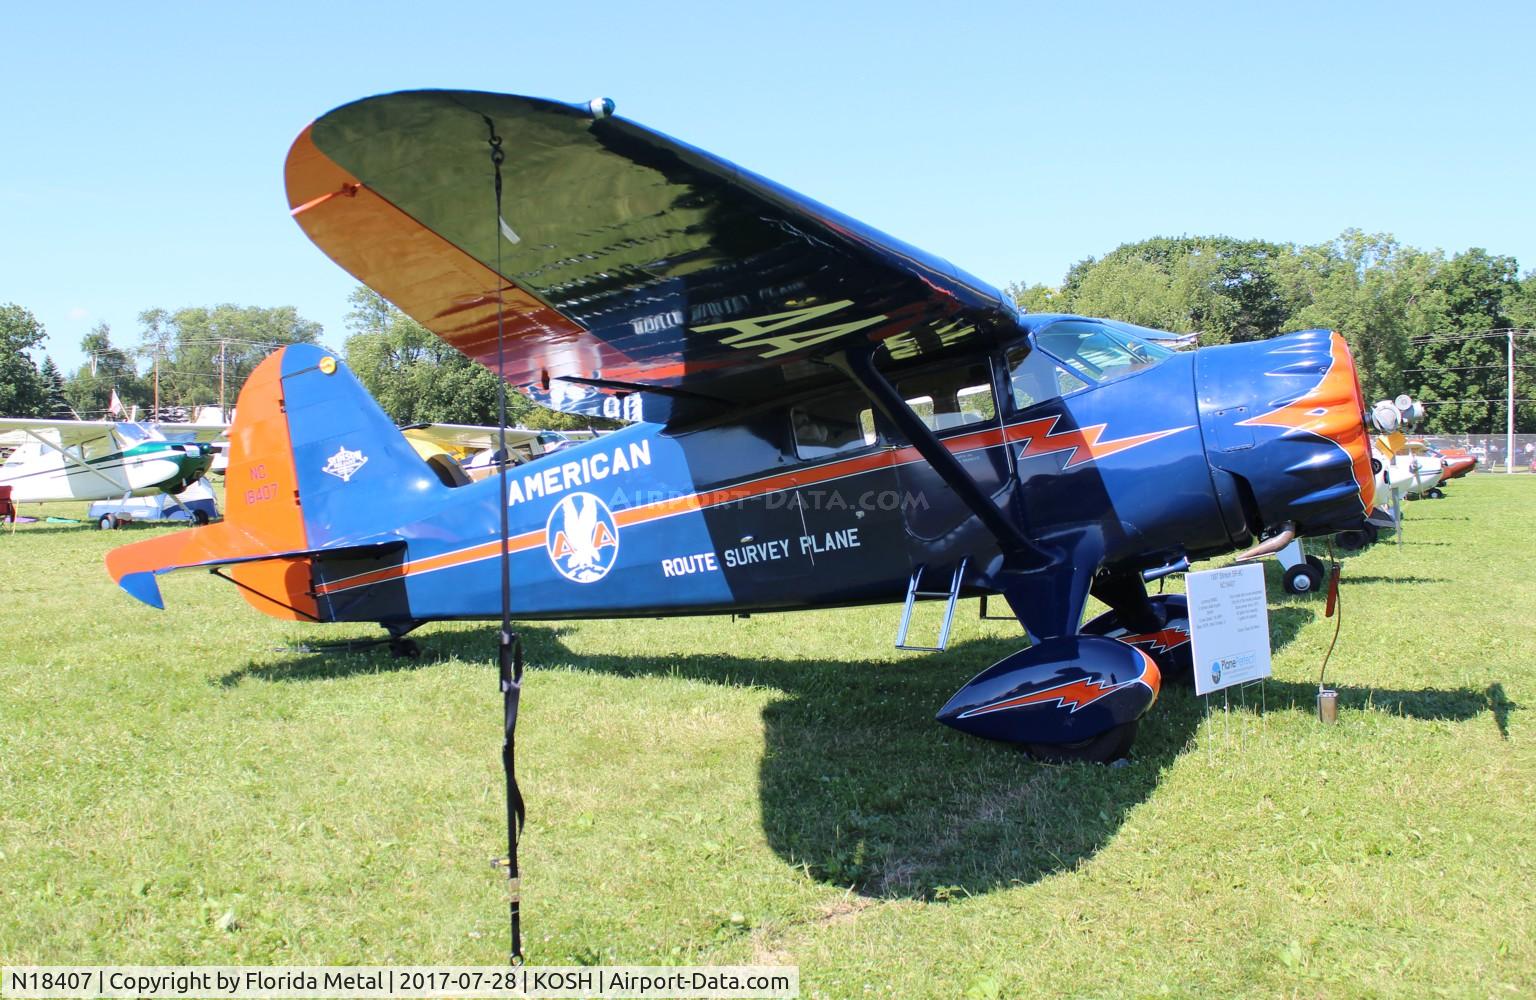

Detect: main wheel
[1027, 720, 1139, 764]
[192, 509, 211, 526]
[1283, 558, 1326, 595]
[1334, 529, 1366, 551]
[98, 514, 118, 531]
[1426, 487, 1445, 499]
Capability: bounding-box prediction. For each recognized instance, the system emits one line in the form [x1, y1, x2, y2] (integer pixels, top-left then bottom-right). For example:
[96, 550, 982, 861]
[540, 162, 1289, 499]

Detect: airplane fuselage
[284, 326, 1368, 635]
[0, 439, 212, 503]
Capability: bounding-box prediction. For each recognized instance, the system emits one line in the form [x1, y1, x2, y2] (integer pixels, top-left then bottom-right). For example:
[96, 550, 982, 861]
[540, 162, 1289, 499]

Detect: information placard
[1187, 562, 1272, 695]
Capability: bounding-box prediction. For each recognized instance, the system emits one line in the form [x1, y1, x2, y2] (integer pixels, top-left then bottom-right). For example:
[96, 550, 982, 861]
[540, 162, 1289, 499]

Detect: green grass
[1, 476, 1533, 998]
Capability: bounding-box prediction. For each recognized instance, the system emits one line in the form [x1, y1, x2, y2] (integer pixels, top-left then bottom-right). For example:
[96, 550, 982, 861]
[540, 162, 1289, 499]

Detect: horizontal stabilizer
[106, 520, 400, 611]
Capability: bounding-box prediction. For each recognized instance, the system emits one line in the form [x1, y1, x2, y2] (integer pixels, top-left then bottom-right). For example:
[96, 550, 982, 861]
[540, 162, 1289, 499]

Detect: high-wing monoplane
[106, 90, 1376, 762]
[1, 419, 216, 524]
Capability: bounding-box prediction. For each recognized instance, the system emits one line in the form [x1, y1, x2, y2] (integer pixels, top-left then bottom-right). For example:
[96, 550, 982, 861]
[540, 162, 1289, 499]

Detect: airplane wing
[0, 418, 121, 450]
[399, 423, 542, 458]
[286, 90, 1018, 420]
[149, 422, 228, 444]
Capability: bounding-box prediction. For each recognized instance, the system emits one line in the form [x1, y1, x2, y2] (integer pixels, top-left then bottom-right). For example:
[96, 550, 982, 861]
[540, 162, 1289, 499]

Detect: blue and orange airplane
[106, 90, 1375, 762]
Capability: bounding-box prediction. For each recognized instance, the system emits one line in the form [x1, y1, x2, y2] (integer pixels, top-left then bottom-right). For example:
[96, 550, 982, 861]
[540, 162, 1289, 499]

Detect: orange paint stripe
[315, 417, 1191, 597]
[314, 531, 544, 596]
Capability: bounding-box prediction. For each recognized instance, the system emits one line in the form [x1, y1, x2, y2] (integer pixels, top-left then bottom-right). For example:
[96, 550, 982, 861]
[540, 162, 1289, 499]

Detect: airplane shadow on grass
[220, 605, 1510, 901]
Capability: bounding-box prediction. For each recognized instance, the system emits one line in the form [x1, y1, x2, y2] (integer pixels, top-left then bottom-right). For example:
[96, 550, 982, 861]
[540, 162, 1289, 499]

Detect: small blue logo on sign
[1210, 660, 1223, 686]
[546, 492, 620, 583]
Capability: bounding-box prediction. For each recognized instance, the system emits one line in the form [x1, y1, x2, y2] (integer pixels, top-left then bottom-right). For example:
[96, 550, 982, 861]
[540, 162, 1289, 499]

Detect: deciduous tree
[0, 303, 49, 417]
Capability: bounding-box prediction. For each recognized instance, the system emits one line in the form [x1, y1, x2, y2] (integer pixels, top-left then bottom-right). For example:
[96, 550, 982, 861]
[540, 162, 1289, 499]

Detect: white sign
[1187, 562, 1273, 695]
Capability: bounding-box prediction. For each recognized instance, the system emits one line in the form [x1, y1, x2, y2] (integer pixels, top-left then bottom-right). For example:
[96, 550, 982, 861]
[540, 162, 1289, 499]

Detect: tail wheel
[1026, 720, 1139, 764]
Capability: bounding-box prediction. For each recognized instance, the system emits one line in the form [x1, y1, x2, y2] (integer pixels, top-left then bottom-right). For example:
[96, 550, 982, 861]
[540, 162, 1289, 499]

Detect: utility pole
[1509, 329, 1517, 475]
[153, 347, 160, 423]
[218, 339, 227, 422]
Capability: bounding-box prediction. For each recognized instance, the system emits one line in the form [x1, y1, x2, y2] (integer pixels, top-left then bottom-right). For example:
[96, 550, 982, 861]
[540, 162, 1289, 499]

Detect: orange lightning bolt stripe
[1121, 627, 1191, 655]
[1005, 416, 1194, 470]
[960, 675, 1137, 719]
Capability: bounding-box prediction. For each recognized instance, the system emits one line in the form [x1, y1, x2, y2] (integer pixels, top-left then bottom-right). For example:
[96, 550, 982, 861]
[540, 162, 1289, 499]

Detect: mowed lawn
[1, 476, 1532, 998]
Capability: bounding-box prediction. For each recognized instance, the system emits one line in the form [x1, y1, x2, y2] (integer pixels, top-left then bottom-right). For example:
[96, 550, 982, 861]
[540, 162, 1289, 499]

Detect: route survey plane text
[1, 966, 799, 999]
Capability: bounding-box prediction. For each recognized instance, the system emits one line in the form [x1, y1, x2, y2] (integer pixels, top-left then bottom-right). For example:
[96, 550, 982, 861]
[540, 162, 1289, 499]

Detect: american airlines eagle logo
[545, 492, 620, 583]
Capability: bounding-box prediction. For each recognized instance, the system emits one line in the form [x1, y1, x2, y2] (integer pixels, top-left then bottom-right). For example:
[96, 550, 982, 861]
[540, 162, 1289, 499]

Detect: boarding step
[895, 557, 968, 652]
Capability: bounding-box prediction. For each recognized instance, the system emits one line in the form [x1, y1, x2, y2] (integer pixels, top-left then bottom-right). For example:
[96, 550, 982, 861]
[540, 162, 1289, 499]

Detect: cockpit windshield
[1033, 320, 1174, 384]
[113, 422, 158, 446]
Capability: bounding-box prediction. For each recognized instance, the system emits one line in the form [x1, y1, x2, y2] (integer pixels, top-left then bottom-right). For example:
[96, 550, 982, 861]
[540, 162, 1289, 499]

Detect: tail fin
[107, 345, 432, 618]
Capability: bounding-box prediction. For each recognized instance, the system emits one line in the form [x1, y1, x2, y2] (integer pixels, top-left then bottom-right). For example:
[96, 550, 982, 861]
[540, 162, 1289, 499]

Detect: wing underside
[286, 90, 1017, 419]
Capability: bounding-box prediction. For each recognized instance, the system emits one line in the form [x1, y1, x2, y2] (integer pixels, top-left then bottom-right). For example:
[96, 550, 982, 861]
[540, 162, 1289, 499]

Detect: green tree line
[1011, 230, 1536, 433]
[4, 231, 1534, 434]
[340, 288, 593, 430]
[0, 293, 597, 430]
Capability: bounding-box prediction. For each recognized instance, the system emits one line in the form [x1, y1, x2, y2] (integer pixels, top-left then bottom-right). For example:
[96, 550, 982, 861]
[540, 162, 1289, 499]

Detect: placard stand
[1187, 562, 1274, 763]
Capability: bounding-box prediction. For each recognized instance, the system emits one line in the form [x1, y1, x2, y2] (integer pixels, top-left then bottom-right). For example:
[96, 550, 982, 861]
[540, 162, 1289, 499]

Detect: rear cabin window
[897, 362, 996, 433]
[791, 397, 877, 460]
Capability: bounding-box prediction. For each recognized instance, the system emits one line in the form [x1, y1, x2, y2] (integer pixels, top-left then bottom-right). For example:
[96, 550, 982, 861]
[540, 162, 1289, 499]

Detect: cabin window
[897, 362, 996, 433]
[1007, 346, 1088, 409]
[1033, 319, 1172, 383]
[791, 398, 878, 460]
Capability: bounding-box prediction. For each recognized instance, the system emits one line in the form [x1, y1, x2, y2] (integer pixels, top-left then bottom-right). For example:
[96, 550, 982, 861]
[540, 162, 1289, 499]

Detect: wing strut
[829, 347, 1051, 571]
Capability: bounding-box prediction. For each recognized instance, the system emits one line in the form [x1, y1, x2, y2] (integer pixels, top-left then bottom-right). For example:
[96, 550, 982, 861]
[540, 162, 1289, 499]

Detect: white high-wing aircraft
[0, 419, 216, 508]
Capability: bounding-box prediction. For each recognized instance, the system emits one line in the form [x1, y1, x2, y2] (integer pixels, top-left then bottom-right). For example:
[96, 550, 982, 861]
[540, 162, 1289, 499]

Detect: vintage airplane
[1430, 445, 1477, 483]
[400, 423, 599, 482]
[1369, 396, 1450, 504]
[1, 418, 216, 527]
[105, 89, 1376, 762]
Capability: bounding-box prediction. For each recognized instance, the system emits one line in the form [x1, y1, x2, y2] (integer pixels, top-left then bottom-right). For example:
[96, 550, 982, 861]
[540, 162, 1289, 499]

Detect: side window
[1007, 345, 1087, 410]
[791, 396, 878, 460]
[897, 362, 996, 433]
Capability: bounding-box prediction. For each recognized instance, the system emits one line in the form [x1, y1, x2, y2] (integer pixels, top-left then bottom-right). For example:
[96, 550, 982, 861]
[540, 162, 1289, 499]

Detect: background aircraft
[400, 424, 600, 482]
[1, 419, 215, 526]
[107, 89, 1376, 764]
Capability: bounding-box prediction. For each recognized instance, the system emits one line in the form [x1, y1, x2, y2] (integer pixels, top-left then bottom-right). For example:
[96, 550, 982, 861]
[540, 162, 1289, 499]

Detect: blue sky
[4, 1, 1533, 375]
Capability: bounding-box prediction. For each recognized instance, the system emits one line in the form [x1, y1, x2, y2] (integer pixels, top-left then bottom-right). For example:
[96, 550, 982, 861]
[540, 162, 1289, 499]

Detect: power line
[1403, 364, 1536, 372]
[1410, 328, 1534, 345]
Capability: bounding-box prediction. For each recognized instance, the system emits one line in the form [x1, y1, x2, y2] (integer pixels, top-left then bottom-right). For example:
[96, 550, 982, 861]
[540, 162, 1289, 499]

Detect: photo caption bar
[2, 966, 798, 999]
